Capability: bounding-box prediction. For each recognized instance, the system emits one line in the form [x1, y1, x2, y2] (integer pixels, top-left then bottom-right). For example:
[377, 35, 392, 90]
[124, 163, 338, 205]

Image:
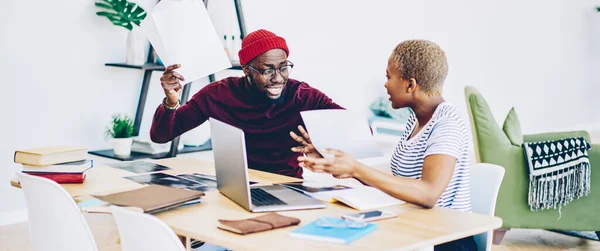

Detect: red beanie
[238, 29, 289, 65]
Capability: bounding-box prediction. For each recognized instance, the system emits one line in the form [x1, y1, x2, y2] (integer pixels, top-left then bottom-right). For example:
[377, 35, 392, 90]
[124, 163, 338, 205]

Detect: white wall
[0, 0, 156, 224]
[238, 0, 600, 133]
[1, 0, 599, 224]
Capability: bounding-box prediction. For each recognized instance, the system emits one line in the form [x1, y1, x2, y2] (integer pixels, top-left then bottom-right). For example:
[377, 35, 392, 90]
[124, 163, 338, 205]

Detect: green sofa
[464, 86, 600, 240]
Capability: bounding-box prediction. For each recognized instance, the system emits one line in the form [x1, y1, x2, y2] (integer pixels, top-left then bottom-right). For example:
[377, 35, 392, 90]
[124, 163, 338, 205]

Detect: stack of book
[14, 146, 92, 183]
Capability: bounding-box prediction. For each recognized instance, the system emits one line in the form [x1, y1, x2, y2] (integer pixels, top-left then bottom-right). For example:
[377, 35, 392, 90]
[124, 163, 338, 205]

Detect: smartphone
[341, 210, 398, 222]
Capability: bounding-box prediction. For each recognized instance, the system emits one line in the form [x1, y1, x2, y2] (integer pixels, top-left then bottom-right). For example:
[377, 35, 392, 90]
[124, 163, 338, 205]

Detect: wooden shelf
[88, 149, 168, 161]
[89, 140, 212, 161]
[105, 63, 166, 71]
[105, 62, 242, 71]
[229, 64, 243, 70]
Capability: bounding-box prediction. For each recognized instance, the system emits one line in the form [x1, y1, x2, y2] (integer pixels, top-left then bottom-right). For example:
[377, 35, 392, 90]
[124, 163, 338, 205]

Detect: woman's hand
[297, 149, 359, 178]
[290, 125, 322, 158]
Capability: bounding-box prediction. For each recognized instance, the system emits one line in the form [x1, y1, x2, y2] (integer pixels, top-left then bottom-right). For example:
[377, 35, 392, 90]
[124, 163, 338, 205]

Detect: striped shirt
[390, 102, 472, 212]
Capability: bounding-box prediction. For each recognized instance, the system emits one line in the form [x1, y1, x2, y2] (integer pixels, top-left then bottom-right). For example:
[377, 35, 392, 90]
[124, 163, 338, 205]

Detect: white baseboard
[0, 209, 28, 226]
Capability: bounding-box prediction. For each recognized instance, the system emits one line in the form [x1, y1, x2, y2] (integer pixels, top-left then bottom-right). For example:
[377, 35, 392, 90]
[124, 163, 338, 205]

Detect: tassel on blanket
[523, 137, 592, 217]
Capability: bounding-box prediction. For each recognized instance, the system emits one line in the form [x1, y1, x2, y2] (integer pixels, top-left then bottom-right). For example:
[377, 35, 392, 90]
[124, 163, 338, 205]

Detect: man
[150, 29, 343, 178]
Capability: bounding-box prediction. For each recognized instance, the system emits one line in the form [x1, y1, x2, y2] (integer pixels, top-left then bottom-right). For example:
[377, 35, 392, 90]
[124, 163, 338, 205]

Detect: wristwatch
[163, 97, 180, 110]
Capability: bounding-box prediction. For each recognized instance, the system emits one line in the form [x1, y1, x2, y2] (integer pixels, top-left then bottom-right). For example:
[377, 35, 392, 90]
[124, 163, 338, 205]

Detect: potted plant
[105, 114, 135, 156]
[95, 0, 147, 65]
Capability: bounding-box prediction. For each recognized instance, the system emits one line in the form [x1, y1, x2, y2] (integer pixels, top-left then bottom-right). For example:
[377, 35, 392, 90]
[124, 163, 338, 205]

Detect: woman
[290, 40, 476, 250]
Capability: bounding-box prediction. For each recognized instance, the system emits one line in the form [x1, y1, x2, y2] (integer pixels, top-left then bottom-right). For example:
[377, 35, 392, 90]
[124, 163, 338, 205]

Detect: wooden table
[11, 156, 502, 251]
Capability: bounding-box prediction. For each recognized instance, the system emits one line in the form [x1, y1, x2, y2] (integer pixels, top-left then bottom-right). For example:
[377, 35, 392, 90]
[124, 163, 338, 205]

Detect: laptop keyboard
[251, 188, 287, 207]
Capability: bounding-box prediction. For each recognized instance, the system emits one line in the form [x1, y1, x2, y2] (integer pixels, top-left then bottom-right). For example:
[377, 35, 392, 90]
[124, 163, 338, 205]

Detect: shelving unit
[90, 0, 246, 161]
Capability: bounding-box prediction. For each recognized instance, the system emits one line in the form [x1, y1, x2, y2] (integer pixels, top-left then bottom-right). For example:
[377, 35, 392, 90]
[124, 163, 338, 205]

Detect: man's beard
[267, 91, 286, 105]
[248, 75, 286, 105]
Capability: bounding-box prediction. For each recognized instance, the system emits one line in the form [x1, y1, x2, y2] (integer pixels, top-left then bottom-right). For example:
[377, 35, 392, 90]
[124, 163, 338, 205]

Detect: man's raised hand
[160, 64, 185, 105]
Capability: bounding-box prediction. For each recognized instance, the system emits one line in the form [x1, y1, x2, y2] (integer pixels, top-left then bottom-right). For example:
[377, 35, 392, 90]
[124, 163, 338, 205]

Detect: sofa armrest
[523, 130, 591, 143]
[588, 143, 600, 164]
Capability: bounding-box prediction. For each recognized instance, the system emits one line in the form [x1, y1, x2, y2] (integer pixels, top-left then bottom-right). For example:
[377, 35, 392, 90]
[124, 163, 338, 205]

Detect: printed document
[139, 0, 231, 83]
[300, 109, 384, 159]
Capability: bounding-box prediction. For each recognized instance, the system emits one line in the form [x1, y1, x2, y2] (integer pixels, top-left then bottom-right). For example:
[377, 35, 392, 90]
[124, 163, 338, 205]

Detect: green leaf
[95, 0, 146, 29]
[136, 12, 147, 20]
[106, 114, 135, 138]
[94, 2, 113, 10]
[597, 6, 600, 12]
[110, 19, 127, 26]
[115, 0, 127, 12]
[131, 5, 144, 15]
[96, 11, 118, 18]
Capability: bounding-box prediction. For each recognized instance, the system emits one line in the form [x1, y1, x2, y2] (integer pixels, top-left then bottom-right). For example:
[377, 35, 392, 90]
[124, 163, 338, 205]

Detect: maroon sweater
[150, 76, 343, 178]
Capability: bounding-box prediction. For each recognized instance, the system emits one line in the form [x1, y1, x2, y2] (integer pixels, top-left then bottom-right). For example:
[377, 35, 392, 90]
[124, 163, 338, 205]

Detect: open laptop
[209, 117, 326, 213]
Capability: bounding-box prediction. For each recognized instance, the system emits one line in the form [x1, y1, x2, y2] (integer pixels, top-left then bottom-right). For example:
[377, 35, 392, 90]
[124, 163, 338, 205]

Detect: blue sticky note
[77, 198, 107, 208]
[289, 217, 377, 244]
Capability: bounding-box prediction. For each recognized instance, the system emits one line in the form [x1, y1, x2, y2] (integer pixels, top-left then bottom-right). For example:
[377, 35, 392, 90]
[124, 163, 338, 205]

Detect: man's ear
[407, 78, 418, 92]
[242, 66, 249, 76]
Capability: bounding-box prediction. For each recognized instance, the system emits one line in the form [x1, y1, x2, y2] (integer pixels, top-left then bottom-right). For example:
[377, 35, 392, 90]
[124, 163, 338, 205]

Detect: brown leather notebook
[93, 185, 204, 214]
[218, 213, 300, 235]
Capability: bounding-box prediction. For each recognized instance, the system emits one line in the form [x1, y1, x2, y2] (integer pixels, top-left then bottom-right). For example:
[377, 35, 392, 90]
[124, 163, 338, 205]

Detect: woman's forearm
[353, 163, 440, 208]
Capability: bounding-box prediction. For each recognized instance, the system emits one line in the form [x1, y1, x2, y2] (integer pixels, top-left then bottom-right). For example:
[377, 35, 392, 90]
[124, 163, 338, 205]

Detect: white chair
[16, 172, 98, 251]
[470, 163, 505, 251]
[111, 205, 186, 251]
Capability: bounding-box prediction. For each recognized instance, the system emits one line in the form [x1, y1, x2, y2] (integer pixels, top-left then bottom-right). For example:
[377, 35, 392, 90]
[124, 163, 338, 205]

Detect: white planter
[113, 137, 133, 156]
[125, 28, 146, 65]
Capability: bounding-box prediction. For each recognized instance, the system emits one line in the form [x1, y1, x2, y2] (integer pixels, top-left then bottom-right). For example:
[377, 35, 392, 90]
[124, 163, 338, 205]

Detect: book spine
[13, 152, 44, 166]
[26, 173, 85, 183]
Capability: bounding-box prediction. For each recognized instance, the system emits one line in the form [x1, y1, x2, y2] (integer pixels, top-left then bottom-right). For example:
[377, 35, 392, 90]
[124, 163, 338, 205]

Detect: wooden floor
[0, 214, 121, 251]
[1, 213, 599, 251]
[495, 229, 600, 250]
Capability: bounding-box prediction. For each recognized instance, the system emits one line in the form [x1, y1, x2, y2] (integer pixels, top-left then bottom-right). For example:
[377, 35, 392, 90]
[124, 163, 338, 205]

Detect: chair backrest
[470, 163, 505, 251]
[111, 205, 186, 251]
[16, 172, 98, 251]
[464, 86, 512, 163]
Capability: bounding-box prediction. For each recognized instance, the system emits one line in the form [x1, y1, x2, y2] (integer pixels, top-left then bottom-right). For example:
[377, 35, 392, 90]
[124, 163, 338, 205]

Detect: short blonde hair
[389, 40, 448, 95]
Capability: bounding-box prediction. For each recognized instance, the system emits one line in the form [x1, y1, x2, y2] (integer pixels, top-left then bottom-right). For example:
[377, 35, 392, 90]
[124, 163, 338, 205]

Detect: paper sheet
[140, 0, 231, 83]
[300, 109, 384, 159]
[139, 14, 169, 64]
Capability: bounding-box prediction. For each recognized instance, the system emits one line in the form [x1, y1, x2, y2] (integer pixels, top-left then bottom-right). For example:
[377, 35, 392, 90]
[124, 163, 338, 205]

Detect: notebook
[92, 185, 204, 214]
[285, 184, 404, 211]
[289, 217, 377, 244]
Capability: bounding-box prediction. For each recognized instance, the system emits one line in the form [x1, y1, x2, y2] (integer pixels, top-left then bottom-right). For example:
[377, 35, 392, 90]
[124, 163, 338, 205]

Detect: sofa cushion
[502, 107, 523, 146]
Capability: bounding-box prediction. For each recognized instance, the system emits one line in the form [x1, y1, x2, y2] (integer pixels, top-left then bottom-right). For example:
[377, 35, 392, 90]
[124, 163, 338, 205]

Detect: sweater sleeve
[298, 83, 344, 110]
[149, 92, 208, 144]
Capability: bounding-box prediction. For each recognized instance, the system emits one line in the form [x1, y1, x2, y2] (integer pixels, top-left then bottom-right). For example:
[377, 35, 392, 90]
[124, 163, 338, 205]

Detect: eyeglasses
[245, 61, 294, 81]
[315, 216, 368, 229]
